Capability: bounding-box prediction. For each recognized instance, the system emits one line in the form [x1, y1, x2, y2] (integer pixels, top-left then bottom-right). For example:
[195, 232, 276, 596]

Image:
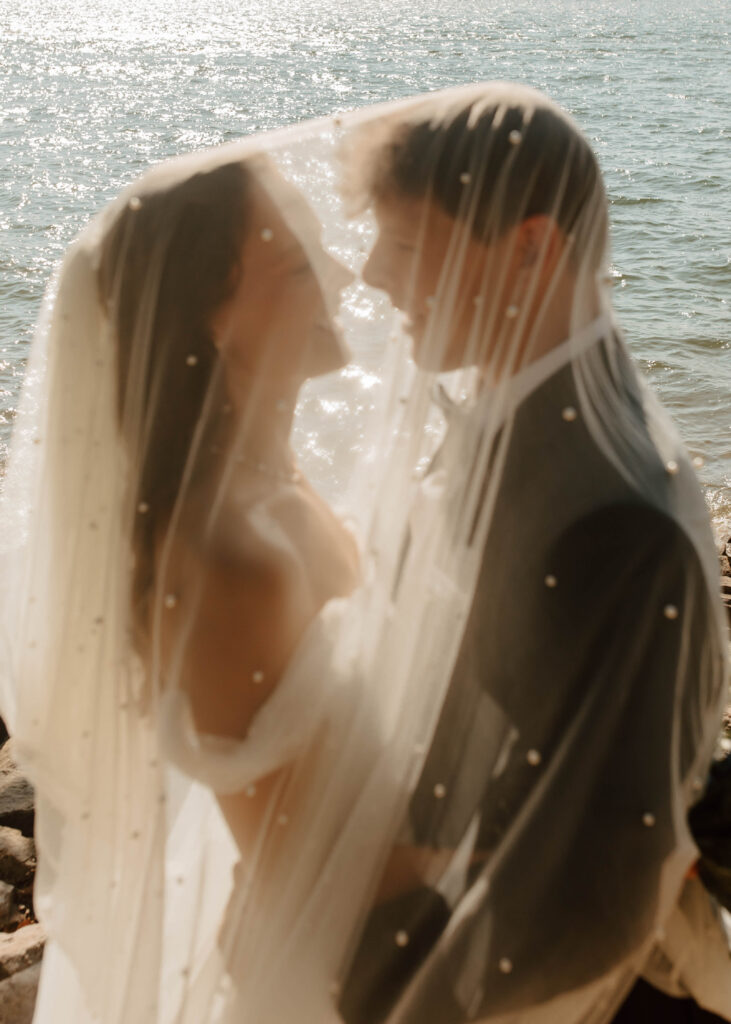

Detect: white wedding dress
[160, 592, 383, 1024]
[31, 591, 377, 1024]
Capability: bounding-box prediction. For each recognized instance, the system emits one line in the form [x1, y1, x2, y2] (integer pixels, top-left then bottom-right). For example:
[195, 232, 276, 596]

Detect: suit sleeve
[399, 502, 724, 1020]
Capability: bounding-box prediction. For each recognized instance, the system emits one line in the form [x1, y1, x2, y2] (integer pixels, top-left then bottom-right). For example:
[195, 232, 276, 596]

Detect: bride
[0, 143, 381, 1023]
[97, 155, 359, 851]
[0, 84, 727, 1024]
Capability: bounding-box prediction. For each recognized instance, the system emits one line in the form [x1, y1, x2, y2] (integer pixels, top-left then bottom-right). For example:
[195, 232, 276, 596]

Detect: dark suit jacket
[341, 337, 725, 1023]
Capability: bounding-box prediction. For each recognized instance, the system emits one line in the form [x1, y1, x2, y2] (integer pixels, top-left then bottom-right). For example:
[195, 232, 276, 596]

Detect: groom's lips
[404, 312, 426, 336]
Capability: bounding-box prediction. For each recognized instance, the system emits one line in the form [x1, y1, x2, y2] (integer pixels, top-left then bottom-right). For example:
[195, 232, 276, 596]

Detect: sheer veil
[0, 83, 727, 1024]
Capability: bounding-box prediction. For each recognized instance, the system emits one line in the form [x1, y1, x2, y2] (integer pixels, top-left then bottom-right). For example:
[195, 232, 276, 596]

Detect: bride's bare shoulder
[153, 497, 310, 739]
[174, 478, 358, 603]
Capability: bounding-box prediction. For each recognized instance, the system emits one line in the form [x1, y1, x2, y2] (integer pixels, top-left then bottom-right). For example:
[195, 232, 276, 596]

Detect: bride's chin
[305, 324, 351, 377]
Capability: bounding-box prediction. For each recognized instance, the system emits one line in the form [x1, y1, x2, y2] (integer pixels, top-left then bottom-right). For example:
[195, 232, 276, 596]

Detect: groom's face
[363, 191, 520, 372]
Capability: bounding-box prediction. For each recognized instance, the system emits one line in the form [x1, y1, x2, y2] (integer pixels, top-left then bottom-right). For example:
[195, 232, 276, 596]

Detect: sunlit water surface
[1, 0, 728, 535]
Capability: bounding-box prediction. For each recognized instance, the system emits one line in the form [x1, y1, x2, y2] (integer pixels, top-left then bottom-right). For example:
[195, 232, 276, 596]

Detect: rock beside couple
[720, 534, 731, 624]
[0, 735, 42, 1024]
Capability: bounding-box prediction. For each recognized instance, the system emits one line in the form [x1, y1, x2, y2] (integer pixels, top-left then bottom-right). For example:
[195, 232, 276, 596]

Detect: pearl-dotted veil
[0, 83, 727, 1024]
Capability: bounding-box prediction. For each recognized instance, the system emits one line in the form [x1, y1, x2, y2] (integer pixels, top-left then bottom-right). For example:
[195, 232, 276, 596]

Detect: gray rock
[0, 880, 19, 931]
[719, 535, 731, 625]
[0, 962, 41, 1024]
[0, 741, 34, 837]
[0, 827, 35, 888]
[0, 923, 45, 979]
[0, 740, 17, 778]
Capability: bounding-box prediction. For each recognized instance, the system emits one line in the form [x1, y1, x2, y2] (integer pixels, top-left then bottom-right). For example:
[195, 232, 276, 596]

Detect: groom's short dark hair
[345, 94, 608, 270]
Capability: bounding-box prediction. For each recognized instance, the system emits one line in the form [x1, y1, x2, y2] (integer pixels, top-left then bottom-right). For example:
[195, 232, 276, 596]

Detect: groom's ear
[515, 215, 566, 274]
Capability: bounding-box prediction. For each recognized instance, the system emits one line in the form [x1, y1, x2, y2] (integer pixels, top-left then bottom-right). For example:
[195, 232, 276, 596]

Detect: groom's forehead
[373, 192, 459, 243]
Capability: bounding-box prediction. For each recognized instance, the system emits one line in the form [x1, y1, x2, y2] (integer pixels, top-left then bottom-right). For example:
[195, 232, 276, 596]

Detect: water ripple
[0, 0, 728, 530]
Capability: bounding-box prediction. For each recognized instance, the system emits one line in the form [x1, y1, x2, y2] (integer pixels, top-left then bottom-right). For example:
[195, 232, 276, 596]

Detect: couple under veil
[0, 82, 729, 1024]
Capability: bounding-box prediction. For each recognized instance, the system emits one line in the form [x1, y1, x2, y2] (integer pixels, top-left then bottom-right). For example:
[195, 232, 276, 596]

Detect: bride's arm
[153, 532, 311, 850]
[156, 536, 298, 741]
[152, 490, 359, 849]
[154, 484, 358, 743]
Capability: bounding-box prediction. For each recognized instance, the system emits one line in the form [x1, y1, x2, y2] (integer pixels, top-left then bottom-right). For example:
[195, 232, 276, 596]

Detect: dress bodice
[158, 595, 360, 794]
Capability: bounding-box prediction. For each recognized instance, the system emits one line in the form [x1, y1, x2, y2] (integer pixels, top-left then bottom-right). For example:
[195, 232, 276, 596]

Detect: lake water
[1, 0, 728, 535]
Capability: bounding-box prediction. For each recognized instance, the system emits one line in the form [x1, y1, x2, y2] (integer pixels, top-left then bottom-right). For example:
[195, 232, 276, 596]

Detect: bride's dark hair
[98, 160, 250, 633]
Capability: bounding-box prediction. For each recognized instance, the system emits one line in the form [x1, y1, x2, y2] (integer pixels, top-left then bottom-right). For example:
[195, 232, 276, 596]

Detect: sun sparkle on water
[1, 0, 729, 533]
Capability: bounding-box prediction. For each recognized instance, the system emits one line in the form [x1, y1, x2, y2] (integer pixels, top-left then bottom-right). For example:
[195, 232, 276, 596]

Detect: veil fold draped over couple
[0, 83, 729, 1024]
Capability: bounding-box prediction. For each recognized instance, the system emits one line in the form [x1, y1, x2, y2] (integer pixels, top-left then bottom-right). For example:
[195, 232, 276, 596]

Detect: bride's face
[212, 173, 354, 385]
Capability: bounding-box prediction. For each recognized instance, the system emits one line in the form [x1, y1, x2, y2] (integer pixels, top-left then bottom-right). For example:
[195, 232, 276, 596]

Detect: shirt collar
[499, 311, 613, 411]
[433, 312, 613, 425]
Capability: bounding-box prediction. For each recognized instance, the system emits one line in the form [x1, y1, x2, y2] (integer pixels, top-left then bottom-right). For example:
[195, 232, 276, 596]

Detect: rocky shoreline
[720, 535, 731, 624]
[0, 537, 729, 1022]
[0, 738, 42, 1024]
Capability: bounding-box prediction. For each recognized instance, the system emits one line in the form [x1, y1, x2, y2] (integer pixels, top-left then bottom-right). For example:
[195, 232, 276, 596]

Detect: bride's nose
[318, 253, 355, 298]
[362, 247, 383, 292]
[332, 257, 356, 295]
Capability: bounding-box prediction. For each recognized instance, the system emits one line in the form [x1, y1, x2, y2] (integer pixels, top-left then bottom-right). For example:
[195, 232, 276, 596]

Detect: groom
[340, 86, 729, 1023]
